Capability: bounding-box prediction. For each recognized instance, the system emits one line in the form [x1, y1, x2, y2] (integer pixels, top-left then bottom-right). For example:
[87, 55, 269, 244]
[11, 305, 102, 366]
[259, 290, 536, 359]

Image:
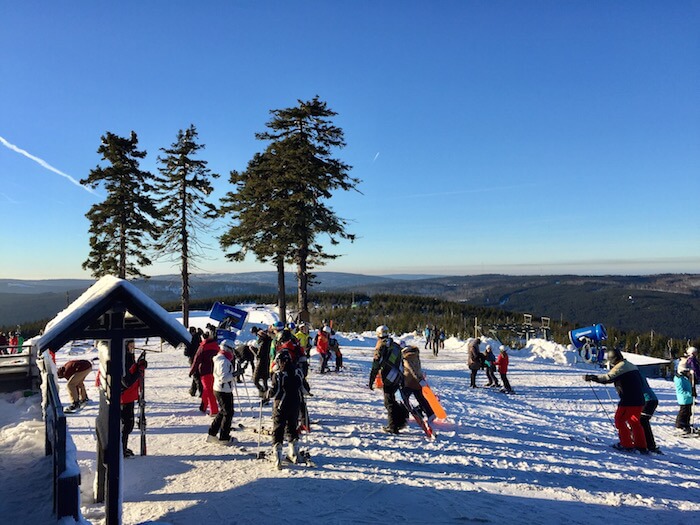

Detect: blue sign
[208, 302, 248, 329]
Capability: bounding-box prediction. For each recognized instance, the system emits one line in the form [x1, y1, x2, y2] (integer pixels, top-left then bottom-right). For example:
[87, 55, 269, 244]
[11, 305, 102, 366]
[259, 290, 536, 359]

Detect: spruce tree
[256, 97, 360, 322]
[154, 125, 219, 327]
[81, 131, 160, 279]
[219, 151, 294, 321]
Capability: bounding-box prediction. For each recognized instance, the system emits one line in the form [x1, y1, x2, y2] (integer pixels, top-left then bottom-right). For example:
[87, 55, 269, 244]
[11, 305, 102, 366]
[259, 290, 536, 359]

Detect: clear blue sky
[1, 1, 699, 279]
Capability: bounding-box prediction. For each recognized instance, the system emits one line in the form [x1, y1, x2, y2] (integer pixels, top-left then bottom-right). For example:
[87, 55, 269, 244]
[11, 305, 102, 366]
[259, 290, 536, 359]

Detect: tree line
[80, 97, 358, 326]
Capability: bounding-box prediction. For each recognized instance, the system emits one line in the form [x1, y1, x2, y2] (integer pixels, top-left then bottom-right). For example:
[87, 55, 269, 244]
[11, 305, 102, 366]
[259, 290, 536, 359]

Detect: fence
[0, 344, 36, 392]
[39, 352, 81, 521]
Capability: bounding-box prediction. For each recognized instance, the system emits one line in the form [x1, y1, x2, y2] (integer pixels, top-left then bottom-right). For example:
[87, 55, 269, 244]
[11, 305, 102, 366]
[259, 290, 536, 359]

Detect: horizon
[2, 2, 699, 280]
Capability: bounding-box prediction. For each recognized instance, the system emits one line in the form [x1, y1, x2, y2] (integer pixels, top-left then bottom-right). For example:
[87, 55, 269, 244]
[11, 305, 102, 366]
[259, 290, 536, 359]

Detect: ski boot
[272, 443, 284, 469]
[288, 439, 300, 464]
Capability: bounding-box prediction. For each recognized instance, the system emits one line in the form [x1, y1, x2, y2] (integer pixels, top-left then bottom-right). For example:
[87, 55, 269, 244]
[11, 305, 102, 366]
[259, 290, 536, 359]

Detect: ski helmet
[275, 349, 292, 367]
[272, 321, 285, 331]
[220, 339, 235, 352]
[323, 326, 332, 334]
[376, 325, 389, 338]
[288, 322, 296, 331]
[499, 345, 506, 352]
[686, 346, 698, 357]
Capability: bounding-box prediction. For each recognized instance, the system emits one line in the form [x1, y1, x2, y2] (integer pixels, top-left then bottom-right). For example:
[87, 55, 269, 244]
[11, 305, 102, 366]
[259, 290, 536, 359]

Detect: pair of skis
[398, 379, 447, 440]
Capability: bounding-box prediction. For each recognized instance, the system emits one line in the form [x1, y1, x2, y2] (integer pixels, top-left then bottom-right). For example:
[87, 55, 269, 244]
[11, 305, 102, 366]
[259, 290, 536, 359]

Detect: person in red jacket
[495, 345, 513, 394]
[315, 326, 331, 374]
[57, 359, 93, 411]
[190, 330, 220, 416]
[121, 340, 147, 457]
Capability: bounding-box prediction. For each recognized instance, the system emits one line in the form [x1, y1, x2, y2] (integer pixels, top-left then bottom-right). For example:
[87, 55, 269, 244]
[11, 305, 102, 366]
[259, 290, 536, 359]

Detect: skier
[401, 343, 435, 423]
[251, 326, 272, 397]
[467, 338, 484, 388]
[207, 340, 240, 444]
[266, 349, 310, 468]
[315, 326, 331, 373]
[121, 340, 147, 457]
[640, 375, 660, 453]
[439, 329, 446, 350]
[584, 348, 647, 452]
[369, 325, 408, 434]
[431, 328, 440, 357]
[185, 326, 202, 397]
[294, 322, 311, 377]
[424, 326, 431, 351]
[495, 345, 513, 394]
[233, 343, 255, 383]
[57, 359, 93, 411]
[483, 345, 501, 388]
[189, 329, 219, 416]
[684, 346, 699, 397]
[329, 336, 343, 372]
[674, 361, 694, 435]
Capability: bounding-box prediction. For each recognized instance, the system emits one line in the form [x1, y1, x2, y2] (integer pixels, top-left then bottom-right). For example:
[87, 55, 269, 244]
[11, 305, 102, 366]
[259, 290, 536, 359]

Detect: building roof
[37, 275, 191, 352]
[621, 351, 671, 367]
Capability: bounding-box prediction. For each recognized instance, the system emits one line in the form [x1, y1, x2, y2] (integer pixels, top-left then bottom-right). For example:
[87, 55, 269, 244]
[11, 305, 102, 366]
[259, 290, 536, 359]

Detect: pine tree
[154, 125, 219, 327]
[80, 131, 160, 279]
[256, 97, 360, 322]
[219, 151, 294, 321]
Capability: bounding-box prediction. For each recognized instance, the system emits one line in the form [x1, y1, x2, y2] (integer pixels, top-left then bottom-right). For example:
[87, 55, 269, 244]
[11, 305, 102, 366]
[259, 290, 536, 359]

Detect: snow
[1, 305, 699, 524]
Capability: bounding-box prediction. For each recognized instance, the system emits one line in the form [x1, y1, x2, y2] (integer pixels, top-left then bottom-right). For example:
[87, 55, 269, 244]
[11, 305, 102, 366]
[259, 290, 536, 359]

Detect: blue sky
[1, 1, 699, 279]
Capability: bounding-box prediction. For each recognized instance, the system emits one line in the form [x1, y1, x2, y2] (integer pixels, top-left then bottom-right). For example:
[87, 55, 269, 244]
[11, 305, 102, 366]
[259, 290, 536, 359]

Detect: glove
[583, 374, 594, 382]
[419, 380, 427, 388]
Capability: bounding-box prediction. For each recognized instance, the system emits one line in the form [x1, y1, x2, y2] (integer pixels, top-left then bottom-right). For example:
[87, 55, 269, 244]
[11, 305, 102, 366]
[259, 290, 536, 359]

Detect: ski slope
[1, 306, 699, 525]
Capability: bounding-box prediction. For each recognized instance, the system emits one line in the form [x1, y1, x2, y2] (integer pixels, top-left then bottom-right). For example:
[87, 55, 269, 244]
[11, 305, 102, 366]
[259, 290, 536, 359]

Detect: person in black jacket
[266, 350, 310, 468]
[584, 348, 647, 452]
[251, 326, 272, 396]
[467, 338, 484, 388]
[369, 325, 408, 434]
[185, 327, 202, 397]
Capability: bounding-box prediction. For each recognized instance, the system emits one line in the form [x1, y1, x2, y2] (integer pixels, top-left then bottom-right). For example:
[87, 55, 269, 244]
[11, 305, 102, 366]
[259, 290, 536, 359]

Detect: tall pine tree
[154, 125, 219, 327]
[81, 131, 160, 279]
[256, 97, 360, 322]
[220, 150, 294, 321]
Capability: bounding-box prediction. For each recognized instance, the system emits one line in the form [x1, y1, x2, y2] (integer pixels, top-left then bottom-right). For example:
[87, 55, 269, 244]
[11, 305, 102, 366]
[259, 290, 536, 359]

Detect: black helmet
[275, 350, 292, 367]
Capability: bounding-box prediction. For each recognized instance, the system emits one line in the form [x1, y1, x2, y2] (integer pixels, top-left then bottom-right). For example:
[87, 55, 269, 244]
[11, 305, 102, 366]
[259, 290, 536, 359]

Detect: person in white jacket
[207, 340, 240, 444]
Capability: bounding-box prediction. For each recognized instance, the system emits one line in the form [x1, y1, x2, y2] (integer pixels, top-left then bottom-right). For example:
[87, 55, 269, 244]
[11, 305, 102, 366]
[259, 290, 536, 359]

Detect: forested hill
[2, 273, 700, 339]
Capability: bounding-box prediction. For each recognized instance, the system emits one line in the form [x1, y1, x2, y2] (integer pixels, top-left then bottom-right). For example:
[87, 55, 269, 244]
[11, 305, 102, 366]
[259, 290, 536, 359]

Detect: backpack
[379, 340, 403, 386]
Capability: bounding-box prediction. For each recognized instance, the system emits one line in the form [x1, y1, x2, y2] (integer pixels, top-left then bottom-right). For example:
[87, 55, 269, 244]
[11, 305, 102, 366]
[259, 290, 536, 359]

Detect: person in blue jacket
[674, 361, 694, 435]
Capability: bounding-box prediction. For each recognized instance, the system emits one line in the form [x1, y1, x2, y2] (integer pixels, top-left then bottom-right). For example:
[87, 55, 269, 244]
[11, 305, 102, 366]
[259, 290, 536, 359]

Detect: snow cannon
[569, 324, 607, 349]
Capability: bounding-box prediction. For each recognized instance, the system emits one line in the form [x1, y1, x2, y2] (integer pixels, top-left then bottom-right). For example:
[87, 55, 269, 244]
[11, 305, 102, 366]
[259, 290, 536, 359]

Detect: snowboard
[421, 381, 447, 420]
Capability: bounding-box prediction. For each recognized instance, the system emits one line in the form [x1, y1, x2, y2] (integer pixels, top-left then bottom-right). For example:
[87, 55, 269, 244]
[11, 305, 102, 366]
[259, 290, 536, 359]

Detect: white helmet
[220, 339, 235, 352]
[323, 326, 332, 334]
[687, 346, 698, 357]
[376, 325, 389, 338]
[499, 345, 506, 352]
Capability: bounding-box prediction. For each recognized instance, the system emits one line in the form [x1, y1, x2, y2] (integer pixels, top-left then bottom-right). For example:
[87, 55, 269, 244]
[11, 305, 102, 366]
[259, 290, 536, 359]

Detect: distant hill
[2, 272, 700, 339]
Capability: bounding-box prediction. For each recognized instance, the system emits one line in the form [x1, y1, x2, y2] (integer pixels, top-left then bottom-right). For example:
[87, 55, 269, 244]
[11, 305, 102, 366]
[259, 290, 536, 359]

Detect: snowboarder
[369, 325, 408, 434]
[495, 345, 513, 394]
[251, 326, 272, 396]
[483, 345, 500, 388]
[401, 343, 435, 423]
[584, 348, 647, 452]
[467, 338, 484, 388]
[57, 359, 93, 411]
[266, 349, 310, 468]
[121, 340, 147, 457]
[207, 340, 240, 444]
[674, 361, 694, 435]
[189, 330, 219, 416]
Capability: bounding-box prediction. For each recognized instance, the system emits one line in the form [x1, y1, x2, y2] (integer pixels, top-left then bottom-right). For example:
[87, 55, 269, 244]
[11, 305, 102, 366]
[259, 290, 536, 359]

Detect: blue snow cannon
[568, 324, 607, 349]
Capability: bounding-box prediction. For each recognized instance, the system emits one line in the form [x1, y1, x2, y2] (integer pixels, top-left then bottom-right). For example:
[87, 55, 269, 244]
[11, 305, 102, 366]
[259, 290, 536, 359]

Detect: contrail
[0, 135, 98, 195]
[372, 152, 380, 163]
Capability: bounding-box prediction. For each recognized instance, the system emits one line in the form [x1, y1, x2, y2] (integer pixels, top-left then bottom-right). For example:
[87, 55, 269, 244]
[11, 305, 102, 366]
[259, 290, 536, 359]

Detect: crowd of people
[0, 330, 25, 354]
[186, 319, 339, 468]
[423, 325, 445, 356]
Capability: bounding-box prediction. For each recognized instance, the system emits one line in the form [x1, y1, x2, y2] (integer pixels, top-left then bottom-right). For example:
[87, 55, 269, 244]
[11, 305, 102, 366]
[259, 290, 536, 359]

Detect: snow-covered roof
[621, 351, 671, 366]
[37, 275, 191, 352]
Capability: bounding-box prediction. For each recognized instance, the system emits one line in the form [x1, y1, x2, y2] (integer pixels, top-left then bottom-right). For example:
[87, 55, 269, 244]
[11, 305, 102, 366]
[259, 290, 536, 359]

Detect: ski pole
[232, 379, 245, 418]
[255, 399, 265, 459]
[588, 383, 615, 428]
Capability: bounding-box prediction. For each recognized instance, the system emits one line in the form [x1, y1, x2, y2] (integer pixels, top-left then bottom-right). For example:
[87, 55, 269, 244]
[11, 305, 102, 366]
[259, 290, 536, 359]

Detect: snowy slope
[2, 306, 699, 525]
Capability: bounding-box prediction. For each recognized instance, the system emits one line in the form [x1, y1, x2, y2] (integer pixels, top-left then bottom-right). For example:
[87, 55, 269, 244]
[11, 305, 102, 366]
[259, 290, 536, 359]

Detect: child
[267, 350, 310, 468]
[401, 343, 435, 422]
[57, 359, 93, 411]
[495, 345, 513, 394]
[674, 361, 694, 435]
[483, 345, 500, 388]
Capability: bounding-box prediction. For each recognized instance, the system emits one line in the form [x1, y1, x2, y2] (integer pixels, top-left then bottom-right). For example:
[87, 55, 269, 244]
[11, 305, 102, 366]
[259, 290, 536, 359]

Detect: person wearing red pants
[584, 348, 647, 453]
[190, 330, 220, 416]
